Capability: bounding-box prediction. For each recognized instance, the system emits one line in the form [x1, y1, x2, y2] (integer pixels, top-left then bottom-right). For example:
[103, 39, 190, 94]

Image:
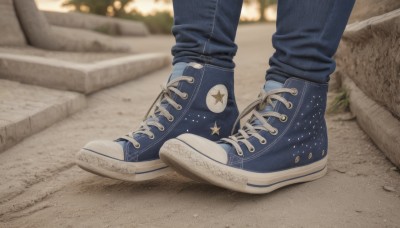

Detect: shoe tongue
[252, 80, 283, 126]
[259, 80, 284, 114]
[263, 80, 283, 92]
[162, 62, 189, 108]
[169, 62, 189, 82]
[220, 80, 283, 153]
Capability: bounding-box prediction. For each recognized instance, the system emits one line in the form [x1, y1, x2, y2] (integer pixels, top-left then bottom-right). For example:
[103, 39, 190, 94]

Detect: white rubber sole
[76, 148, 172, 182]
[160, 139, 328, 194]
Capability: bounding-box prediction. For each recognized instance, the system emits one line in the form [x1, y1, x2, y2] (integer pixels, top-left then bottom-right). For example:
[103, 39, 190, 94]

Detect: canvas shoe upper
[76, 62, 239, 181]
[160, 77, 329, 193]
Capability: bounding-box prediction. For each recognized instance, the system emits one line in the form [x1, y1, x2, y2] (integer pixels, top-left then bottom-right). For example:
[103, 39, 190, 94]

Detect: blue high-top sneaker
[76, 62, 239, 181]
[160, 77, 328, 194]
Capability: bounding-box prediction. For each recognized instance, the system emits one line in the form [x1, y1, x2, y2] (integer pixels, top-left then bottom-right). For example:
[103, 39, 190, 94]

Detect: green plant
[93, 24, 117, 35]
[328, 89, 350, 113]
[122, 11, 173, 34]
[63, 0, 132, 17]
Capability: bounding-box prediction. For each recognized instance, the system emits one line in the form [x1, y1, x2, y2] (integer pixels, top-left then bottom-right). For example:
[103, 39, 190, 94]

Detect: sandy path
[0, 24, 399, 227]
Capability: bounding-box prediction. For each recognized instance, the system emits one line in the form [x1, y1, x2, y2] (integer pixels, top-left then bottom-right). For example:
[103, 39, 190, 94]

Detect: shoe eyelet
[270, 129, 278, 135]
[189, 78, 195, 84]
[176, 105, 182, 110]
[134, 144, 141, 149]
[159, 126, 165, 131]
[182, 93, 188, 100]
[295, 155, 300, 164]
[238, 151, 244, 156]
[280, 115, 288, 122]
[249, 147, 255, 152]
[291, 88, 298, 96]
[287, 102, 293, 110]
[168, 116, 174, 122]
[260, 139, 267, 144]
[149, 134, 155, 139]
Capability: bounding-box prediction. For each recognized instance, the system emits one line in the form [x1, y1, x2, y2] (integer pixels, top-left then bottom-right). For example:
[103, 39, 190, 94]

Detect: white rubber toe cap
[177, 134, 228, 164]
[82, 140, 124, 160]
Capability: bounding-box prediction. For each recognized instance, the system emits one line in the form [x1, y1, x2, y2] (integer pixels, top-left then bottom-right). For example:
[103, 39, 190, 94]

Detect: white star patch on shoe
[206, 84, 228, 113]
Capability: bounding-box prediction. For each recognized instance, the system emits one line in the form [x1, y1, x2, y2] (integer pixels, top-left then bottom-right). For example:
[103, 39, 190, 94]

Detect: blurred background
[36, 0, 278, 34]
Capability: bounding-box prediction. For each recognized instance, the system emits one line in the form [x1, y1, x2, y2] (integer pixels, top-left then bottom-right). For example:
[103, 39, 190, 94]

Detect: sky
[35, 0, 276, 21]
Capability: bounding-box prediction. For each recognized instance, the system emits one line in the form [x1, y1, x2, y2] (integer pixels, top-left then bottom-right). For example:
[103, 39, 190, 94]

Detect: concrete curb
[13, 0, 130, 52]
[0, 53, 170, 94]
[43, 10, 150, 37]
[342, 76, 400, 168]
[343, 8, 400, 43]
[336, 9, 400, 117]
[0, 80, 87, 153]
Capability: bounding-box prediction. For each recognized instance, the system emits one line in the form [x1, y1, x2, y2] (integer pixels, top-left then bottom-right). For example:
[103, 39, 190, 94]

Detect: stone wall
[336, 9, 400, 118]
[0, 0, 26, 46]
[12, 0, 130, 52]
[43, 11, 149, 36]
[349, 0, 400, 23]
[334, 3, 400, 168]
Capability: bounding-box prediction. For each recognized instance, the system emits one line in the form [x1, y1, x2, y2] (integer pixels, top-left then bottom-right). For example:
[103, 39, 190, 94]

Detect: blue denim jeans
[171, 0, 355, 83]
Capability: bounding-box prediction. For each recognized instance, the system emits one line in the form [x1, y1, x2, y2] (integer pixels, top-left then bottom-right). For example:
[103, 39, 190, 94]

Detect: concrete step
[335, 8, 400, 168]
[0, 52, 170, 94]
[342, 76, 400, 168]
[0, 79, 86, 152]
[339, 8, 400, 117]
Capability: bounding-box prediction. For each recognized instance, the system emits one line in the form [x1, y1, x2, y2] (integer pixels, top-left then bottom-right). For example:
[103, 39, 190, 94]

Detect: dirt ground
[0, 24, 399, 228]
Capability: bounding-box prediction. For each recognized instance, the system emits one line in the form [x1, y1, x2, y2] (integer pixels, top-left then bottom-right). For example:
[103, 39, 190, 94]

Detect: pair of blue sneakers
[76, 62, 328, 194]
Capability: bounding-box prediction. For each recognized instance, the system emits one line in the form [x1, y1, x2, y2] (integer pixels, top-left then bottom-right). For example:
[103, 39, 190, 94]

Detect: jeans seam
[301, 0, 337, 79]
[201, 0, 219, 63]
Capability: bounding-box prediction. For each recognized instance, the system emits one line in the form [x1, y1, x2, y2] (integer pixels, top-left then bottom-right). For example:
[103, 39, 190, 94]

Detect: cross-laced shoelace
[221, 87, 298, 156]
[120, 76, 194, 148]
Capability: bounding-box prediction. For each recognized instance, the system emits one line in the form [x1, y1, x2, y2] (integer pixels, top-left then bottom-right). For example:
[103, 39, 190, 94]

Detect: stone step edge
[342, 76, 400, 168]
[343, 8, 400, 43]
[0, 53, 171, 94]
[0, 87, 87, 153]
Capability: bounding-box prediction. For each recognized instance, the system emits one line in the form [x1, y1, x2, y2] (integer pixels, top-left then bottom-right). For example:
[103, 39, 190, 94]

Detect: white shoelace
[221, 87, 298, 156]
[121, 76, 194, 148]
